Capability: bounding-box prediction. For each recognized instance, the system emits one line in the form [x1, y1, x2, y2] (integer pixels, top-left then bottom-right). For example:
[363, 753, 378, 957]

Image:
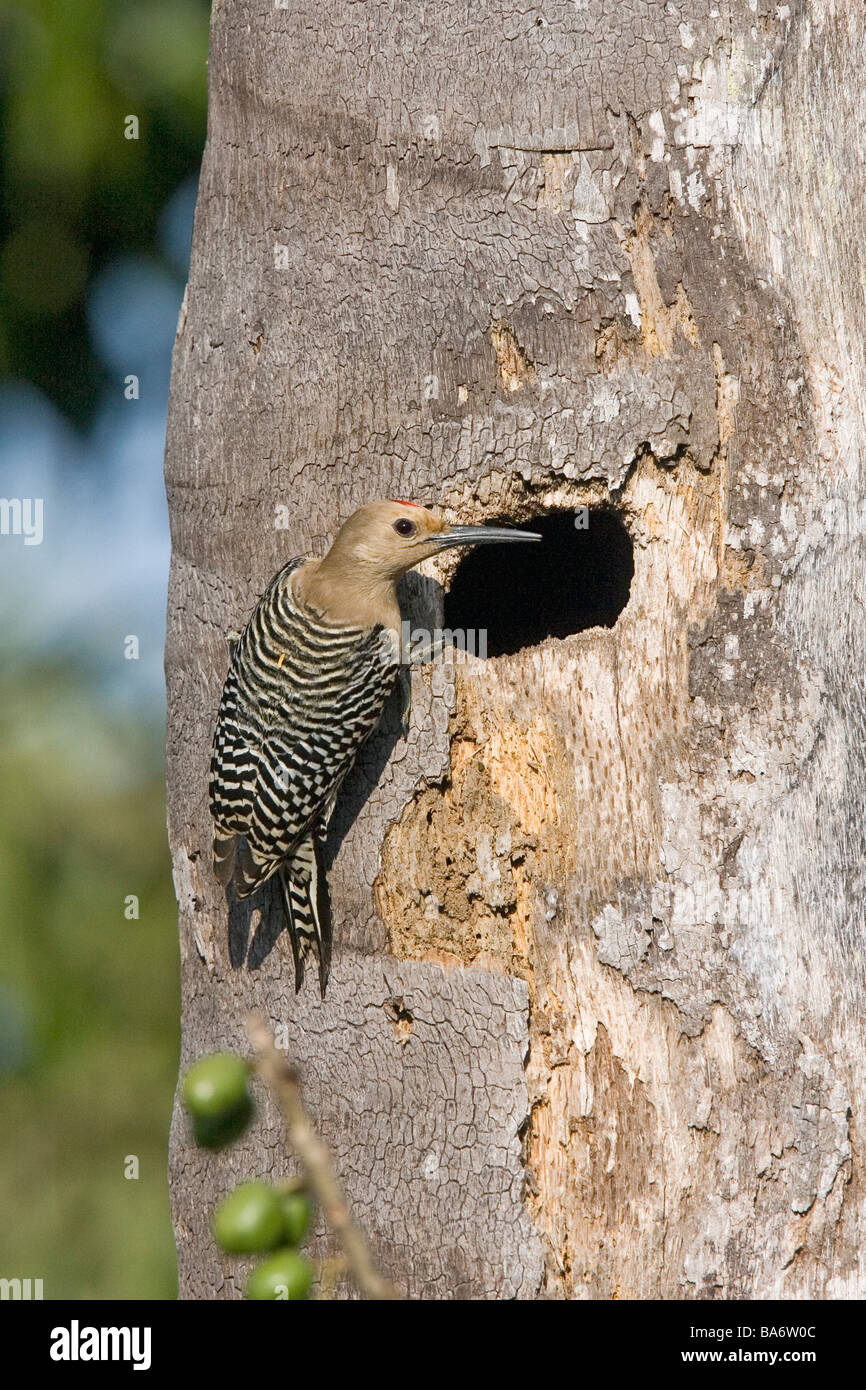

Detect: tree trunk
[165, 0, 866, 1298]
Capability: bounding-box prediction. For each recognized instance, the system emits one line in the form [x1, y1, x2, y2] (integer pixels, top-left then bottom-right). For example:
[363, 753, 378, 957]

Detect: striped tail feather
[278, 836, 332, 998]
[231, 835, 277, 898]
[213, 832, 238, 888]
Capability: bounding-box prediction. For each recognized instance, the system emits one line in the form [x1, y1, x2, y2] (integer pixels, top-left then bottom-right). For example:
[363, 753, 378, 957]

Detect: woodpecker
[209, 500, 540, 996]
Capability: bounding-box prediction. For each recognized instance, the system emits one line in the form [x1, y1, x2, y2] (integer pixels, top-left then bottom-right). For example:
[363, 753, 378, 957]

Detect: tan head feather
[292, 500, 449, 630]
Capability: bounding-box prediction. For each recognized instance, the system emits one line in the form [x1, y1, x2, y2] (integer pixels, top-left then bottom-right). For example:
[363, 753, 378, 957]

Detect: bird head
[325, 499, 540, 581]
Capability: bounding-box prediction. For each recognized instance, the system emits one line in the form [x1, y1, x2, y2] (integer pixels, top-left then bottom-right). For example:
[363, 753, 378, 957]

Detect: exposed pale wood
[165, 0, 866, 1298]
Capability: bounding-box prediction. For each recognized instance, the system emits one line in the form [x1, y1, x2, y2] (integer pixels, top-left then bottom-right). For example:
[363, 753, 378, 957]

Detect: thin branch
[245, 1013, 403, 1301]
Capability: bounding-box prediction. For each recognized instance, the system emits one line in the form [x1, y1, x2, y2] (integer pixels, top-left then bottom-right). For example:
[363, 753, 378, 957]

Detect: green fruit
[183, 1054, 249, 1121]
[191, 1099, 252, 1152]
[213, 1182, 285, 1254]
[278, 1190, 313, 1247]
[246, 1249, 314, 1301]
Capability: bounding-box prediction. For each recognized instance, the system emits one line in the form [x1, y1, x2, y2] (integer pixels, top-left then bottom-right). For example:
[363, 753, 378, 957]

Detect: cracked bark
[165, 0, 865, 1298]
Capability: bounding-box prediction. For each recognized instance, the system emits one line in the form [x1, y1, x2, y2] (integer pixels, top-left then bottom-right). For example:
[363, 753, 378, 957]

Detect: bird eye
[393, 518, 416, 538]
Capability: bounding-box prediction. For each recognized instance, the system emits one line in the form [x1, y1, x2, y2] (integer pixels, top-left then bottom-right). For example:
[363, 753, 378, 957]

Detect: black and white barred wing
[209, 562, 401, 897]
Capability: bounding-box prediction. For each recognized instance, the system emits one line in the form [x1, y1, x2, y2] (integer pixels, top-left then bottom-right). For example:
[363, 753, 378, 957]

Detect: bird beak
[433, 523, 542, 550]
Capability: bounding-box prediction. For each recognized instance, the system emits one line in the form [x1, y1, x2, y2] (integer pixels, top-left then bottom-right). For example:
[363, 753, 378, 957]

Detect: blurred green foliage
[0, 659, 180, 1298]
[0, 0, 210, 421]
[0, 0, 211, 1299]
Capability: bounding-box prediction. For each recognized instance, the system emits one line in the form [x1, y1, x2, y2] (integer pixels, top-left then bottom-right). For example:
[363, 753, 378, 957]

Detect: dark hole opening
[442, 509, 634, 658]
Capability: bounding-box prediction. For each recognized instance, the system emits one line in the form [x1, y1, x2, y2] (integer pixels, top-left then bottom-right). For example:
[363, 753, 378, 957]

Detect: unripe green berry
[191, 1100, 252, 1152]
[213, 1182, 285, 1255]
[279, 1190, 313, 1247]
[183, 1053, 249, 1121]
[246, 1249, 314, 1301]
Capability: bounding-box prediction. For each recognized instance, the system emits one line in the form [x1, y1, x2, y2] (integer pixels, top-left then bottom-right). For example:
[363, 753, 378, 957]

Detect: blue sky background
[0, 0, 210, 1297]
[0, 172, 197, 713]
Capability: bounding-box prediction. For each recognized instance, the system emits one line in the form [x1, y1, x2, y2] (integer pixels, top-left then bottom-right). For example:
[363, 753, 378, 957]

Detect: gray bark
[165, 0, 866, 1298]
